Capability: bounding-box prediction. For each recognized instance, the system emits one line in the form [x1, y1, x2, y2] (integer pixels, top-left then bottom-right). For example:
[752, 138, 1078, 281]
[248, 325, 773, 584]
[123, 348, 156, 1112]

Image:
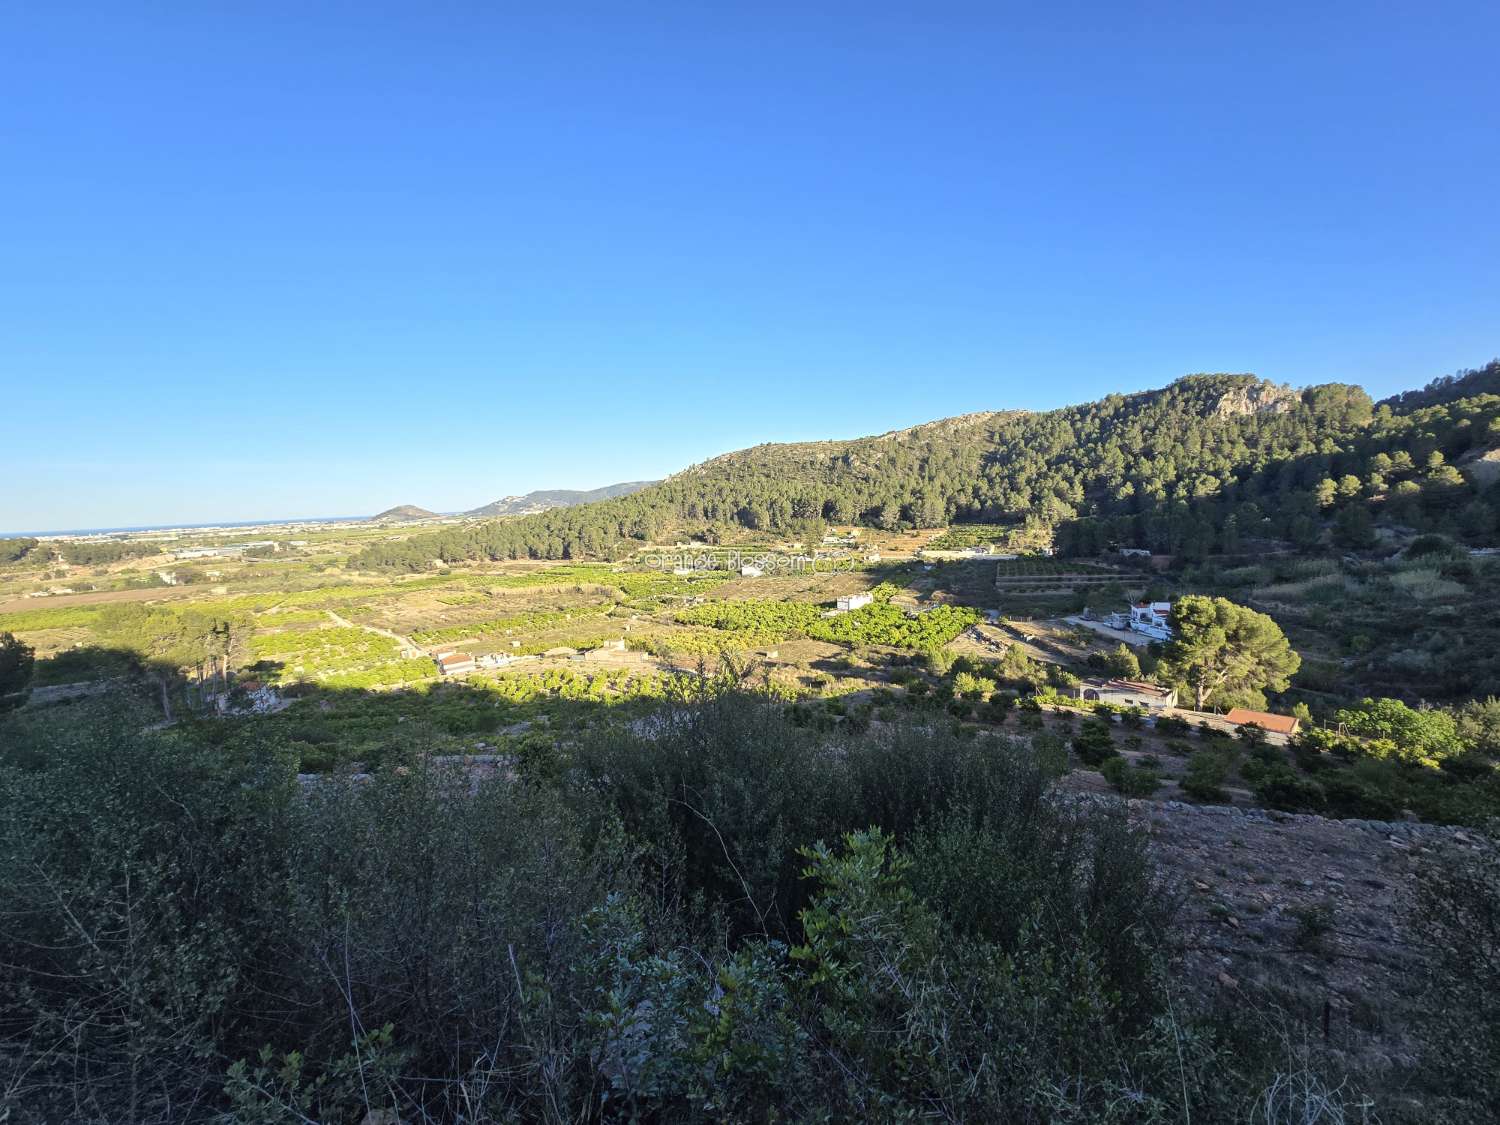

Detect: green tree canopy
[0, 632, 36, 706]
[1335, 697, 1464, 764]
[1158, 595, 1301, 711]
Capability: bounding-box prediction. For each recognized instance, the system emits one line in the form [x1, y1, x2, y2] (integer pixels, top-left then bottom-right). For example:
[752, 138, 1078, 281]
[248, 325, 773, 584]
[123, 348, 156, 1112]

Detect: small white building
[740, 564, 764, 577]
[1078, 678, 1178, 710]
[1118, 547, 1151, 558]
[435, 651, 477, 675]
[836, 592, 874, 612]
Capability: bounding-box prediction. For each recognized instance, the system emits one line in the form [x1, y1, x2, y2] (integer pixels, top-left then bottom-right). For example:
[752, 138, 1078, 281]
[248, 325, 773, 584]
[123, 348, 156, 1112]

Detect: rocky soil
[1129, 797, 1488, 1072]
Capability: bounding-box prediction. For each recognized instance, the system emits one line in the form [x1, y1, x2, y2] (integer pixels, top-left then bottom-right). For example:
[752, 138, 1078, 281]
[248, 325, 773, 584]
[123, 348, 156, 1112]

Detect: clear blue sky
[3, 1, 1496, 532]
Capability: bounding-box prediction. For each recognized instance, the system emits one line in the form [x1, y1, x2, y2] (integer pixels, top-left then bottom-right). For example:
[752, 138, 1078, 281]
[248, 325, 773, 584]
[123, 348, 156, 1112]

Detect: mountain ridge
[462, 481, 658, 518]
[350, 365, 1500, 574]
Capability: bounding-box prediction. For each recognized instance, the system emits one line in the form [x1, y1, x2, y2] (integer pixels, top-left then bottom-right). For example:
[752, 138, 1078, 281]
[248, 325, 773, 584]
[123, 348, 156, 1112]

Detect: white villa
[836, 592, 874, 612]
[1128, 601, 1173, 642]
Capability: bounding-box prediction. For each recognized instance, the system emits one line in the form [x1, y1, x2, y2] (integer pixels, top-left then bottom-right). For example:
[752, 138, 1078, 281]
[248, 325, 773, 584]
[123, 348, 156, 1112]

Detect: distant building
[1078, 679, 1178, 710]
[836, 592, 874, 612]
[740, 564, 764, 577]
[596, 638, 626, 651]
[1224, 708, 1301, 736]
[1128, 601, 1173, 642]
[1118, 547, 1151, 558]
[434, 651, 476, 675]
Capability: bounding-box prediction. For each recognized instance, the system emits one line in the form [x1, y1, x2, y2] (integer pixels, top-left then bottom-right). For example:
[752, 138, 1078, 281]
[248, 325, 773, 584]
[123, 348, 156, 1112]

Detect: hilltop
[369, 504, 439, 522]
[463, 480, 657, 518]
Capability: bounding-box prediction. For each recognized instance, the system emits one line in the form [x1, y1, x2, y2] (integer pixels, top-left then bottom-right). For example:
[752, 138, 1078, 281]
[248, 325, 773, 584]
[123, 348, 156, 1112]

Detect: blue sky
[3, 1, 1496, 532]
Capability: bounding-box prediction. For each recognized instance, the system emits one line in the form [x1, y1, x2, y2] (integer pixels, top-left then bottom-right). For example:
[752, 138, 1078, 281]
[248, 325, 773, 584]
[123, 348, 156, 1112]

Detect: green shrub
[1155, 715, 1191, 737]
[1181, 751, 1230, 802]
[1101, 755, 1162, 797]
[1320, 772, 1402, 820]
[1252, 767, 1326, 813]
[1072, 717, 1117, 766]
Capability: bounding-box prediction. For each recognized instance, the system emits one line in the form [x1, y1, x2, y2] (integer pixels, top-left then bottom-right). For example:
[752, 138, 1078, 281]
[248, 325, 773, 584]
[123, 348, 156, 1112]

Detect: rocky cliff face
[1209, 381, 1299, 418]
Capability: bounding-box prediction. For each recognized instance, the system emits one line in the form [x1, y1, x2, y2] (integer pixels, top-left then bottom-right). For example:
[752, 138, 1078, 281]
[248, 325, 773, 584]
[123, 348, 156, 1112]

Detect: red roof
[1224, 708, 1300, 735]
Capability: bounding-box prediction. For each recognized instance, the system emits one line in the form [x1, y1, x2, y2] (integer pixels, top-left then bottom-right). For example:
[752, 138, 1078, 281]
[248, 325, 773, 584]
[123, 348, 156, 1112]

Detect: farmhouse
[1078, 679, 1178, 710]
[1224, 708, 1301, 736]
[836, 592, 874, 612]
[434, 651, 477, 676]
[740, 564, 764, 577]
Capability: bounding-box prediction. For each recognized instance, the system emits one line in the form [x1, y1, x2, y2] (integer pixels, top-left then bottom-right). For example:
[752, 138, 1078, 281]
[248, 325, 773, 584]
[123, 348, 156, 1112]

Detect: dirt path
[1062, 615, 1154, 648]
[324, 609, 423, 658]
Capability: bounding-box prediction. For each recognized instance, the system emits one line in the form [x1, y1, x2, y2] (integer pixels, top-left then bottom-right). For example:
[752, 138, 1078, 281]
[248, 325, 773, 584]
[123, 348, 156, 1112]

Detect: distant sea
[5, 516, 364, 538]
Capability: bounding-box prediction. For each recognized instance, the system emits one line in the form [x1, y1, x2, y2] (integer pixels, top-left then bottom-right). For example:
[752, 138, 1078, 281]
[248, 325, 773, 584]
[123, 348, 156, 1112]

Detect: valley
[3, 363, 1499, 1122]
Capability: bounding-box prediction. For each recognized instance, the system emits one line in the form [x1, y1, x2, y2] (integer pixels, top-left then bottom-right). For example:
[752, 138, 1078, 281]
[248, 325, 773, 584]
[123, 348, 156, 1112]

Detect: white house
[1078, 678, 1178, 710]
[1128, 601, 1173, 642]
[740, 564, 764, 577]
[836, 592, 874, 612]
[1118, 547, 1151, 558]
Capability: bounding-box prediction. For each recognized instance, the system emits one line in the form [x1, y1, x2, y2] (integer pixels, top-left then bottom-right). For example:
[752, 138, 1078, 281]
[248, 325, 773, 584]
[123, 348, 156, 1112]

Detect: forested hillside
[351, 363, 1500, 570]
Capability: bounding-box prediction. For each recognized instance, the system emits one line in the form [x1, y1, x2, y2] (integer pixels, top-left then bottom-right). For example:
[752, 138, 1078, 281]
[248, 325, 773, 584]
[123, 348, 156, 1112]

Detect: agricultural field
[1188, 548, 1500, 705]
[922, 523, 1017, 550]
[6, 522, 1500, 833]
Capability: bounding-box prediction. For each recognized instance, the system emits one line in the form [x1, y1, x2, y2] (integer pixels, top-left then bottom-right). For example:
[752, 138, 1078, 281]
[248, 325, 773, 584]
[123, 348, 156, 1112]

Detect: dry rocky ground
[1121, 795, 1487, 1076]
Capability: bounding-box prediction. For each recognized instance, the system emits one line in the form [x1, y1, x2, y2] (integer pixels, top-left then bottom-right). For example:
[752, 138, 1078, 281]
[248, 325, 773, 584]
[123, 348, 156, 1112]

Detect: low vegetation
[9, 691, 1483, 1122]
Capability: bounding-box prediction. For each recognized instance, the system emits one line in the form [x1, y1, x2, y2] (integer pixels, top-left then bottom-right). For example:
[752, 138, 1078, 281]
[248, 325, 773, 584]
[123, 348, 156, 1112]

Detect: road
[1062, 615, 1154, 647]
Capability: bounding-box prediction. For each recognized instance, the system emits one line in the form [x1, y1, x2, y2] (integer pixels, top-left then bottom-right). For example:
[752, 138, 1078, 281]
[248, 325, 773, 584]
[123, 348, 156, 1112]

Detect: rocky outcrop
[1209, 382, 1298, 418]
